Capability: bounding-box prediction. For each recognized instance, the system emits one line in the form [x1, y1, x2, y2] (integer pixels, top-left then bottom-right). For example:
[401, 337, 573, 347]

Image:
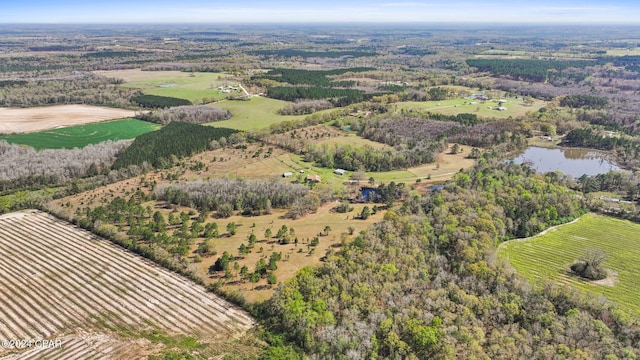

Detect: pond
[511, 146, 627, 178]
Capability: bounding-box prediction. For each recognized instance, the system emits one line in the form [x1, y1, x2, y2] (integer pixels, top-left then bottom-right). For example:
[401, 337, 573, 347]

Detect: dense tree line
[304, 141, 445, 172]
[372, 87, 456, 103]
[560, 95, 608, 109]
[155, 178, 309, 215]
[564, 128, 628, 150]
[249, 49, 376, 58]
[0, 56, 65, 73]
[262, 162, 640, 359]
[466, 58, 595, 82]
[0, 80, 27, 88]
[254, 67, 374, 87]
[112, 122, 237, 169]
[277, 100, 334, 115]
[576, 171, 638, 196]
[136, 105, 231, 124]
[81, 51, 150, 59]
[0, 74, 134, 108]
[0, 140, 130, 192]
[132, 94, 192, 109]
[419, 112, 480, 126]
[267, 86, 372, 106]
[563, 128, 640, 169]
[395, 47, 437, 56]
[360, 114, 528, 149]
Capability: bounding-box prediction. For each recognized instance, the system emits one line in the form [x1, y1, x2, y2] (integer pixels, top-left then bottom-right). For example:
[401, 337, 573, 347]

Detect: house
[283, 172, 293, 178]
[334, 169, 346, 176]
[306, 175, 321, 183]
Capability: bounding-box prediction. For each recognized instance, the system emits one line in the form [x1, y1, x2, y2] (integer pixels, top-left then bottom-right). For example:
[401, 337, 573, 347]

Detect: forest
[465, 59, 596, 82]
[112, 122, 237, 169]
[262, 161, 640, 359]
[155, 178, 310, 215]
[132, 94, 193, 108]
[249, 49, 377, 58]
[136, 105, 232, 124]
[255, 68, 375, 87]
[0, 140, 130, 192]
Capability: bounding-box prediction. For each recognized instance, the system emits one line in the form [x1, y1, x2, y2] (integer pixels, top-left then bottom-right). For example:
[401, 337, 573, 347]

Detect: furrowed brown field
[0, 210, 254, 359]
[0, 105, 137, 134]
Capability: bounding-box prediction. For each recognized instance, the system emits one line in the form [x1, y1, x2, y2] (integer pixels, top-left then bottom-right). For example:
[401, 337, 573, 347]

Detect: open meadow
[213, 96, 308, 130]
[0, 105, 137, 134]
[395, 97, 545, 119]
[97, 69, 239, 104]
[498, 213, 640, 315]
[0, 118, 158, 149]
[0, 210, 254, 359]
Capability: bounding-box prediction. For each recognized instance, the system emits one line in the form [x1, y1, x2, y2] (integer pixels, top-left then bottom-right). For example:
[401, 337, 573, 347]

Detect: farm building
[334, 169, 346, 175]
[283, 172, 293, 178]
[306, 175, 321, 183]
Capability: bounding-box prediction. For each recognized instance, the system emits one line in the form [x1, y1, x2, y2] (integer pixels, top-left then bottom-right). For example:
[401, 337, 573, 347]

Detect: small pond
[511, 147, 627, 178]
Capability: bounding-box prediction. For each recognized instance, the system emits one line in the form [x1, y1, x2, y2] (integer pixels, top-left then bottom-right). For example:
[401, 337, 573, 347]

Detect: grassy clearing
[396, 97, 545, 119]
[607, 48, 640, 56]
[498, 213, 640, 315]
[0, 118, 158, 149]
[212, 96, 307, 130]
[109, 70, 236, 103]
[371, 144, 477, 185]
[316, 133, 393, 150]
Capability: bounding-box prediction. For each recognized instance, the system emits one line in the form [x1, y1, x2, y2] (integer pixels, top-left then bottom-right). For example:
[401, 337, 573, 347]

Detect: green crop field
[0, 118, 158, 149]
[498, 213, 640, 315]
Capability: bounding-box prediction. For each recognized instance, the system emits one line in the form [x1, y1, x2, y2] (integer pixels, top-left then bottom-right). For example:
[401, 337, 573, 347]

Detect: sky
[1, 0, 639, 24]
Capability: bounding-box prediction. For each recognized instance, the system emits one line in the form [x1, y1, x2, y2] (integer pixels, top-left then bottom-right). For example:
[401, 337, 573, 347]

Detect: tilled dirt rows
[0, 210, 254, 359]
[0, 105, 137, 134]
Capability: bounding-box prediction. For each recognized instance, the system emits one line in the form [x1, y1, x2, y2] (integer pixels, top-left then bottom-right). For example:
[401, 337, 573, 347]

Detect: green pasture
[212, 97, 307, 130]
[0, 119, 158, 149]
[121, 72, 236, 103]
[607, 48, 640, 56]
[395, 97, 544, 119]
[498, 213, 640, 315]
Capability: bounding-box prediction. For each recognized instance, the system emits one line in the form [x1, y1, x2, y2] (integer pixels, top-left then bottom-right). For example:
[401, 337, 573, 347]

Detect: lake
[511, 147, 627, 177]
